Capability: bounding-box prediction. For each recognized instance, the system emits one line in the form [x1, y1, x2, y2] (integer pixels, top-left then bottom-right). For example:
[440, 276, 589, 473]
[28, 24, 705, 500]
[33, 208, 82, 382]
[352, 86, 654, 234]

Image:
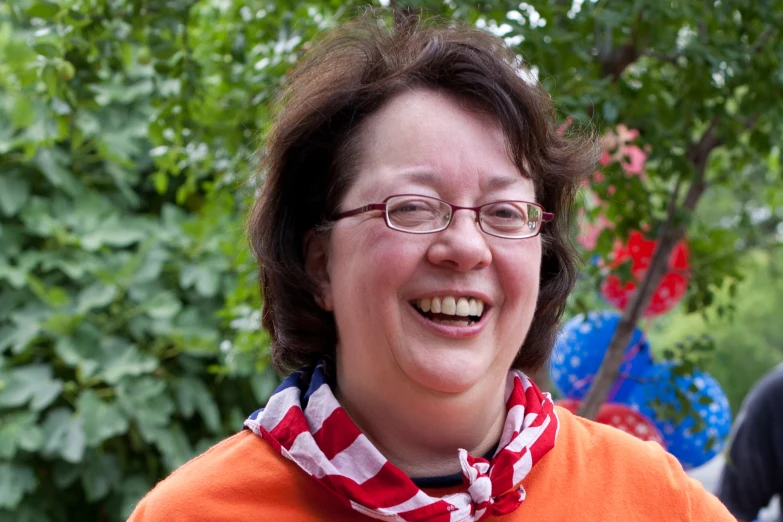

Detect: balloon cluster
[552, 157, 731, 469]
[550, 310, 732, 469]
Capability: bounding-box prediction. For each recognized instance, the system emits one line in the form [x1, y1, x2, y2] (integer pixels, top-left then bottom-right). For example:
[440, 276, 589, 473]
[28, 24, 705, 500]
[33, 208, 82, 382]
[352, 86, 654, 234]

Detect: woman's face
[311, 89, 542, 395]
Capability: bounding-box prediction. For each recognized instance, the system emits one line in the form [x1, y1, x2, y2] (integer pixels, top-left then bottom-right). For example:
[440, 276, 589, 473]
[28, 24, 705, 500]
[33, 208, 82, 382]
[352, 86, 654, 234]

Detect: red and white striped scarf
[244, 361, 559, 521]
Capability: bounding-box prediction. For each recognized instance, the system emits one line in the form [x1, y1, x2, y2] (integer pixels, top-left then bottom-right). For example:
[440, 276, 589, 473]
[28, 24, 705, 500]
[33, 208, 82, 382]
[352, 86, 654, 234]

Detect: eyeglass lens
[385, 195, 541, 238]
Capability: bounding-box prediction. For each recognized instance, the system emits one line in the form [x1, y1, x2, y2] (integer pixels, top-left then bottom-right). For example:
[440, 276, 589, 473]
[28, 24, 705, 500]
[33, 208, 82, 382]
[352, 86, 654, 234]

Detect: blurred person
[128, 10, 734, 521]
[718, 363, 783, 522]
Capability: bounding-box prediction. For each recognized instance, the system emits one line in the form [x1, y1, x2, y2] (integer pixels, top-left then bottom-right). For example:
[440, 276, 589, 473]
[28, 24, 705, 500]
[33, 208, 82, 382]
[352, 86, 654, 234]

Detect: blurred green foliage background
[0, 0, 781, 520]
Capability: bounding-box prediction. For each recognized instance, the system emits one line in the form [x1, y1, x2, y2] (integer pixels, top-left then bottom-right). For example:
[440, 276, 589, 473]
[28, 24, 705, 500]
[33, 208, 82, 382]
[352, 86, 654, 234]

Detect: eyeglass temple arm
[542, 212, 554, 222]
[333, 203, 387, 220]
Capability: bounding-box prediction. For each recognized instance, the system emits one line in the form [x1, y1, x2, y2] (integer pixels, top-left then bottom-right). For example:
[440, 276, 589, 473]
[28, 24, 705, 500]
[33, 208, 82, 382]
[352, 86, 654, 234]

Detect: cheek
[496, 243, 542, 305]
[328, 226, 423, 304]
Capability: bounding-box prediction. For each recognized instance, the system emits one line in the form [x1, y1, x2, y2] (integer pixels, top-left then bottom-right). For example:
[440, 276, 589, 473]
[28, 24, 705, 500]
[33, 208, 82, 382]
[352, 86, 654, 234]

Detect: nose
[426, 210, 492, 271]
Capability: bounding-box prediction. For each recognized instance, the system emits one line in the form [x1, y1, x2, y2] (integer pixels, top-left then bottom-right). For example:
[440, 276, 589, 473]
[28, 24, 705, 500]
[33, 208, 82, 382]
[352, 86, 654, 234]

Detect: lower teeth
[431, 318, 474, 326]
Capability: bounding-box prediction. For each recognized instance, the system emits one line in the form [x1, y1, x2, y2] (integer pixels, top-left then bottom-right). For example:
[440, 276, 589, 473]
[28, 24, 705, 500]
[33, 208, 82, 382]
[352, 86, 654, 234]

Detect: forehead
[346, 89, 535, 201]
[387, 169, 532, 195]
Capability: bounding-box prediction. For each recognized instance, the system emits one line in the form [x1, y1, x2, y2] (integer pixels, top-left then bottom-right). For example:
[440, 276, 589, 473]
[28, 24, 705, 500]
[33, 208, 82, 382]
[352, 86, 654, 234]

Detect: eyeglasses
[332, 194, 554, 239]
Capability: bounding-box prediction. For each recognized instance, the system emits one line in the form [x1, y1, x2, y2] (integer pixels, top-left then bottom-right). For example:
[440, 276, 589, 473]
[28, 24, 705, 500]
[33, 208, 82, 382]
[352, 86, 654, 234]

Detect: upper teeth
[415, 296, 485, 317]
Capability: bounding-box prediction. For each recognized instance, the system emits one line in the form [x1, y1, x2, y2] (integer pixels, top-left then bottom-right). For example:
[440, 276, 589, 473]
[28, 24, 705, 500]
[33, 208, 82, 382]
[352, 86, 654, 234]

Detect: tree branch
[600, 42, 638, 80]
[642, 51, 681, 65]
[598, 10, 644, 80]
[751, 27, 777, 53]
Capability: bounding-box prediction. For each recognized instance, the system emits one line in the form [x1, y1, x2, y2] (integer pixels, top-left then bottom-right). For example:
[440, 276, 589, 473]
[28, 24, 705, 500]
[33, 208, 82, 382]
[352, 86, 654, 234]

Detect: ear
[303, 229, 334, 311]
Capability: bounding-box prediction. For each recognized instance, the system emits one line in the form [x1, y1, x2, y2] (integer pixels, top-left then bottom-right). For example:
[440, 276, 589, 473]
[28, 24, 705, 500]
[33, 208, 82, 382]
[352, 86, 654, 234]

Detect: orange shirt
[128, 406, 735, 521]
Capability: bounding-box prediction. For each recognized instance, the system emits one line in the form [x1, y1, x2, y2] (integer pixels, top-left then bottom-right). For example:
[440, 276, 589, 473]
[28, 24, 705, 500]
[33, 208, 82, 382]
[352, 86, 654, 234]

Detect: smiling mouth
[411, 296, 485, 326]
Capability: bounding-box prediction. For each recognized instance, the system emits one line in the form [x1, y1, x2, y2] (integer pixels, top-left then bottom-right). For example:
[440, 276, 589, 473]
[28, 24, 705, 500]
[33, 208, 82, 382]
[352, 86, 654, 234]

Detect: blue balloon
[549, 311, 652, 403]
[625, 362, 732, 470]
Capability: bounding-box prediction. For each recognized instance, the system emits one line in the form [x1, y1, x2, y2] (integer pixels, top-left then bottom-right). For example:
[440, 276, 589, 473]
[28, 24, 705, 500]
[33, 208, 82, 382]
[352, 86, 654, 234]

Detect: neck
[335, 363, 508, 478]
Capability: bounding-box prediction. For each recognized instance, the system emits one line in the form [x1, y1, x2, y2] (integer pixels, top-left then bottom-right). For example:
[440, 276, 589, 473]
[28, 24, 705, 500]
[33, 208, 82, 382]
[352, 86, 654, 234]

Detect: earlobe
[303, 230, 334, 311]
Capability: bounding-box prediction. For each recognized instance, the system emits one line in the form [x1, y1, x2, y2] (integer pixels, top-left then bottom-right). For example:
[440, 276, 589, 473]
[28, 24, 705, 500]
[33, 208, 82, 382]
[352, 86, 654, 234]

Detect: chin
[399, 349, 491, 394]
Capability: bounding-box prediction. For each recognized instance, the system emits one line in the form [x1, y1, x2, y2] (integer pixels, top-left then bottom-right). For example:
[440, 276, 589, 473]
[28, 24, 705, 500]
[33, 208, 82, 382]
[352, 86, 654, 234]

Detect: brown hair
[248, 9, 598, 375]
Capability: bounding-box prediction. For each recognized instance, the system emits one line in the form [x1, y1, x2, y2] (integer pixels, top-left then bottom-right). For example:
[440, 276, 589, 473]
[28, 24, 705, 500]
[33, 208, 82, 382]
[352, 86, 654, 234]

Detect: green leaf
[250, 370, 278, 405]
[0, 411, 44, 459]
[176, 377, 220, 433]
[53, 328, 101, 378]
[81, 452, 121, 502]
[57, 60, 74, 81]
[76, 390, 129, 447]
[143, 291, 182, 319]
[80, 220, 147, 250]
[131, 247, 168, 284]
[52, 461, 81, 489]
[0, 315, 41, 355]
[99, 338, 158, 384]
[144, 423, 193, 470]
[41, 408, 86, 463]
[602, 101, 619, 123]
[180, 263, 220, 297]
[0, 504, 51, 522]
[26, 275, 71, 309]
[34, 149, 77, 193]
[119, 475, 152, 520]
[43, 311, 81, 336]
[42, 63, 58, 97]
[76, 282, 118, 313]
[0, 175, 30, 217]
[0, 364, 63, 411]
[0, 464, 37, 509]
[8, 96, 35, 129]
[33, 42, 59, 58]
[117, 377, 175, 438]
[26, 1, 60, 19]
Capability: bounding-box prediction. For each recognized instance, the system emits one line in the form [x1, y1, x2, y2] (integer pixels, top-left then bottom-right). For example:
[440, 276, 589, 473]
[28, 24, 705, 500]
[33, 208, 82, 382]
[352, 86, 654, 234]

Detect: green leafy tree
[526, 1, 783, 417]
[0, 0, 366, 519]
[650, 248, 783, 413]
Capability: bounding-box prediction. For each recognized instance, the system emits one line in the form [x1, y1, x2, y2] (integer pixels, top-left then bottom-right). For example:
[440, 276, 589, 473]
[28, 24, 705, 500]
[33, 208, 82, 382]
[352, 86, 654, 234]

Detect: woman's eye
[395, 203, 426, 212]
[493, 209, 516, 218]
[487, 204, 524, 220]
[390, 200, 437, 214]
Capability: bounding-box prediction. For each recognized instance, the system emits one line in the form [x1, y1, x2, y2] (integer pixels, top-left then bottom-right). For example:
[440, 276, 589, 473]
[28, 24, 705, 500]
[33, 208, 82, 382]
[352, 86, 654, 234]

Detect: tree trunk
[576, 221, 688, 418]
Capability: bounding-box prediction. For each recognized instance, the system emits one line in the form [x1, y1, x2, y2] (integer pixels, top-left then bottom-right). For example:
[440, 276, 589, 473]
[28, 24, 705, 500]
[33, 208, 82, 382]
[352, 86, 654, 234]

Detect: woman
[129, 11, 734, 522]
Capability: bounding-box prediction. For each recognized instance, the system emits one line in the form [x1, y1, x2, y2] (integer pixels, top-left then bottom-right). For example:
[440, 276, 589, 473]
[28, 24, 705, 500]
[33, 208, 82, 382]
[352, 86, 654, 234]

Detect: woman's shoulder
[126, 430, 355, 522]
[515, 405, 734, 521]
[126, 431, 271, 520]
[543, 405, 690, 489]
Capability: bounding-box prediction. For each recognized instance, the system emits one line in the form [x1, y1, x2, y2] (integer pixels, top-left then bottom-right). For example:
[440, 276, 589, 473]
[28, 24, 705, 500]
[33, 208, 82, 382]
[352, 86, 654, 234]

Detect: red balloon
[556, 399, 665, 446]
[600, 231, 690, 317]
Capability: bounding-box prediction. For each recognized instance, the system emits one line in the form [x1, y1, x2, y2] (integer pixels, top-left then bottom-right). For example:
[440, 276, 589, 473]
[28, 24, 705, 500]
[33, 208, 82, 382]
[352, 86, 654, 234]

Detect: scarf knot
[244, 362, 559, 521]
[459, 451, 526, 521]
